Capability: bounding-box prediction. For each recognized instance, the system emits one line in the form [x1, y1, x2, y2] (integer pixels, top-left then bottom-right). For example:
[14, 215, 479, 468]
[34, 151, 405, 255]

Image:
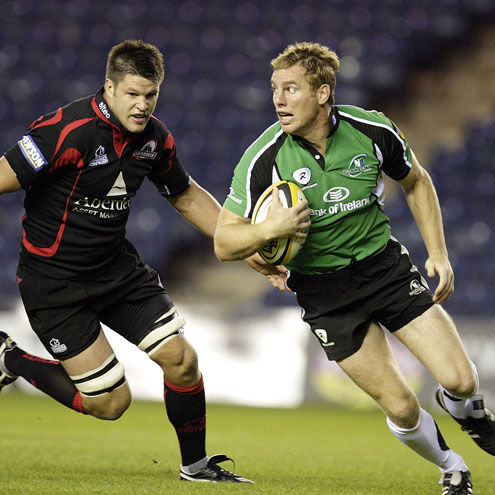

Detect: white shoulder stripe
[339, 110, 412, 170]
[244, 125, 284, 217]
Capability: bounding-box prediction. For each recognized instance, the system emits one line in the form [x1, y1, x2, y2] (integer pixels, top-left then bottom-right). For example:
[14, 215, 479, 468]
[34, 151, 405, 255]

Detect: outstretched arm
[0, 156, 22, 194]
[166, 178, 221, 238]
[398, 151, 453, 303]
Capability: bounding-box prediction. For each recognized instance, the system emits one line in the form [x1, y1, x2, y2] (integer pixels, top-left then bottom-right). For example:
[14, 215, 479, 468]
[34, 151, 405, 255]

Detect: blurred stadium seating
[0, 0, 494, 315]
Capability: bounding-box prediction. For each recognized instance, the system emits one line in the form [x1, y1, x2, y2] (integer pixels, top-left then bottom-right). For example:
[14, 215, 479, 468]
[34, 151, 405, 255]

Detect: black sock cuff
[3, 346, 24, 374]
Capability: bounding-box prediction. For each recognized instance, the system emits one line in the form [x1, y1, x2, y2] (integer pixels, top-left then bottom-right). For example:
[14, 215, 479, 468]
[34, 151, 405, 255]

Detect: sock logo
[49, 338, 68, 354]
[177, 416, 206, 433]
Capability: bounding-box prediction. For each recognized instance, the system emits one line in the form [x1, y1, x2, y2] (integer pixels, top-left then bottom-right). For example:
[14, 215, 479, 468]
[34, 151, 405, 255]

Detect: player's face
[271, 63, 327, 140]
[104, 74, 160, 134]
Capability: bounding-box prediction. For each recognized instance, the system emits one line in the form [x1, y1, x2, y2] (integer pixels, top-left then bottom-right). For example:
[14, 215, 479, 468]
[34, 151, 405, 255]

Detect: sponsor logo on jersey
[343, 154, 372, 177]
[107, 171, 127, 196]
[72, 196, 133, 219]
[314, 329, 335, 347]
[133, 139, 158, 160]
[301, 182, 318, 191]
[227, 187, 242, 205]
[310, 197, 370, 217]
[18, 135, 48, 171]
[323, 186, 350, 202]
[73, 196, 133, 210]
[89, 146, 109, 167]
[49, 338, 68, 354]
[292, 167, 311, 185]
[409, 279, 427, 296]
[98, 101, 111, 119]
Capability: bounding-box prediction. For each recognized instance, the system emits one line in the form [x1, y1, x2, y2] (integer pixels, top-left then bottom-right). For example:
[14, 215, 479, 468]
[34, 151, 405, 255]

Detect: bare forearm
[168, 179, 221, 238]
[214, 221, 272, 261]
[0, 156, 22, 194]
[404, 171, 448, 258]
[185, 200, 220, 238]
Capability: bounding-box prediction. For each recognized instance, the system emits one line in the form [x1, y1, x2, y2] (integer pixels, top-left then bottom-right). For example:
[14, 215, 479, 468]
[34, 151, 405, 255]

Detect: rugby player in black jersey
[215, 41, 495, 494]
[0, 39, 254, 484]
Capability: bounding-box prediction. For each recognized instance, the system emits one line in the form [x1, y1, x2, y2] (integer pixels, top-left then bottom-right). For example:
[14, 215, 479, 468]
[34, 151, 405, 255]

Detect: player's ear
[104, 77, 115, 96]
[317, 84, 330, 105]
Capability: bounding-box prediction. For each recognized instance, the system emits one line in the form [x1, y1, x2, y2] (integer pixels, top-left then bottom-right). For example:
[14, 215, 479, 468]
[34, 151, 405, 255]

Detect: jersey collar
[327, 106, 339, 138]
[92, 87, 124, 131]
[290, 106, 339, 148]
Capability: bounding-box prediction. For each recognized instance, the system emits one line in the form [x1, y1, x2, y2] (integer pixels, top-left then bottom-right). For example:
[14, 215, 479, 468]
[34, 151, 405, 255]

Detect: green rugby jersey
[223, 105, 412, 274]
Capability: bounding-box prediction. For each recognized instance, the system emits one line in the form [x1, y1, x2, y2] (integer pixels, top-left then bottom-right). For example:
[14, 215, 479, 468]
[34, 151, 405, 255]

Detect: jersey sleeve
[223, 136, 275, 218]
[375, 113, 413, 181]
[148, 131, 191, 197]
[3, 110, 63, 189]
[223, 169, 249, 217]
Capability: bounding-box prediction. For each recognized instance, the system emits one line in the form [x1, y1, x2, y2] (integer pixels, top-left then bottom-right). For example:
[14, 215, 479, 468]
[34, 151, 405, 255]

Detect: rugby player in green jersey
[214, 41, 495, 494]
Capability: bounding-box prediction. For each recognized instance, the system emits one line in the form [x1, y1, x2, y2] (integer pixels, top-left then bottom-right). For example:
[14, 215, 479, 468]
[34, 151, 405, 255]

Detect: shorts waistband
[345, 239, 399, 272]
[289, 239, 400, 282]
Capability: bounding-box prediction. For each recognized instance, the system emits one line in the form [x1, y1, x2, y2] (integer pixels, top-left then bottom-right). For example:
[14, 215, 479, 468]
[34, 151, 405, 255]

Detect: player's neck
[297, 106, 332, 155]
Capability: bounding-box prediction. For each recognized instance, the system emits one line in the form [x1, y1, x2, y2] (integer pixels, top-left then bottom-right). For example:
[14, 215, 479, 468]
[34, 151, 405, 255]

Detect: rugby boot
[438, 470, 473, 495]
[0, 331, 18, 392]
[436, 388, 495, 455]
[179, 454, 254, 483]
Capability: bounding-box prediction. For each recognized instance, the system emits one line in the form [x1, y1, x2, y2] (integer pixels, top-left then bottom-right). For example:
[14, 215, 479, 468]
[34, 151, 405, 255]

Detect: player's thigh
[393, 304, 474, 393]
[337, 321, 419, 422]
[60, 329, 131, 416]
[61, 328, 119, 375]
[100, 292, 199, 384]
[18, 271, 130, 415]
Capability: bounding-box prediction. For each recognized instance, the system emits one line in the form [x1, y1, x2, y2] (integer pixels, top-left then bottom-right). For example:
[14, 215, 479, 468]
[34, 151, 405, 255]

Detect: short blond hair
[271, 42, 339, 104]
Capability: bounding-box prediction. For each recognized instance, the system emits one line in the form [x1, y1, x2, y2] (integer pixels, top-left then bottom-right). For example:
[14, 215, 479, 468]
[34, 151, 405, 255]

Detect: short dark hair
[106, 39, 164, 85]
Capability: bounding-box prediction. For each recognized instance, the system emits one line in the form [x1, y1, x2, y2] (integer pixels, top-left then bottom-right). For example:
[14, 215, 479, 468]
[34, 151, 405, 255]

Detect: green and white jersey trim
[338, 108, 412, 171]
[242, 124, 283, 217]
[223, 105, 413, 274]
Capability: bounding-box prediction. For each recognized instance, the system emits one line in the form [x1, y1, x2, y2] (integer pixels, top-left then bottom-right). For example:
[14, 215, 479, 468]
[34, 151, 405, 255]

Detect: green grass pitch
[1, 392, 493, 494]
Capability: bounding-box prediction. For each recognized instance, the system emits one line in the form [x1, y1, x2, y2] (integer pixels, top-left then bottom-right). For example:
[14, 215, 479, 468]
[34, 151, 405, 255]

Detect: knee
[154, 338, 200, 386]
[385, 394, 420, 429]
[83, 388, 132, 420]
[168, 347, 199, 384]
[442, 370, 477, 399]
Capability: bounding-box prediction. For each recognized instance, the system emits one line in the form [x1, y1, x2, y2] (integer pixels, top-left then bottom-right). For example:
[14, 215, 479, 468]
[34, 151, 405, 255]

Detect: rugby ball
[251, 180, 308, 265]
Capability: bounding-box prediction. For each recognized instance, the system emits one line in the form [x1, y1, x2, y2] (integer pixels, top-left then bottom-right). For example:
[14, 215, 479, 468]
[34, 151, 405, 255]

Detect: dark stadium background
[0, 0, 494, 408]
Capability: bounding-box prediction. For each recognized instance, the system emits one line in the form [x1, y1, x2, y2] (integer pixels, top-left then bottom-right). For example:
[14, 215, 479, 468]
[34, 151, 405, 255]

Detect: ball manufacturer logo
[323, 187, 350, 202]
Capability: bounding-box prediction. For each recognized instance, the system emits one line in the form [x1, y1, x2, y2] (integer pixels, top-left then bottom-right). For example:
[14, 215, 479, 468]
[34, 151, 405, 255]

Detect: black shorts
[287, 239, 435, 361]
[17, 247, 174, 360]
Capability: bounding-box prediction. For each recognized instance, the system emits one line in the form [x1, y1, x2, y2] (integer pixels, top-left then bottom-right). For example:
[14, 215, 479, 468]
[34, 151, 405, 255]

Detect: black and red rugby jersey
[4, 87, 191, 279]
